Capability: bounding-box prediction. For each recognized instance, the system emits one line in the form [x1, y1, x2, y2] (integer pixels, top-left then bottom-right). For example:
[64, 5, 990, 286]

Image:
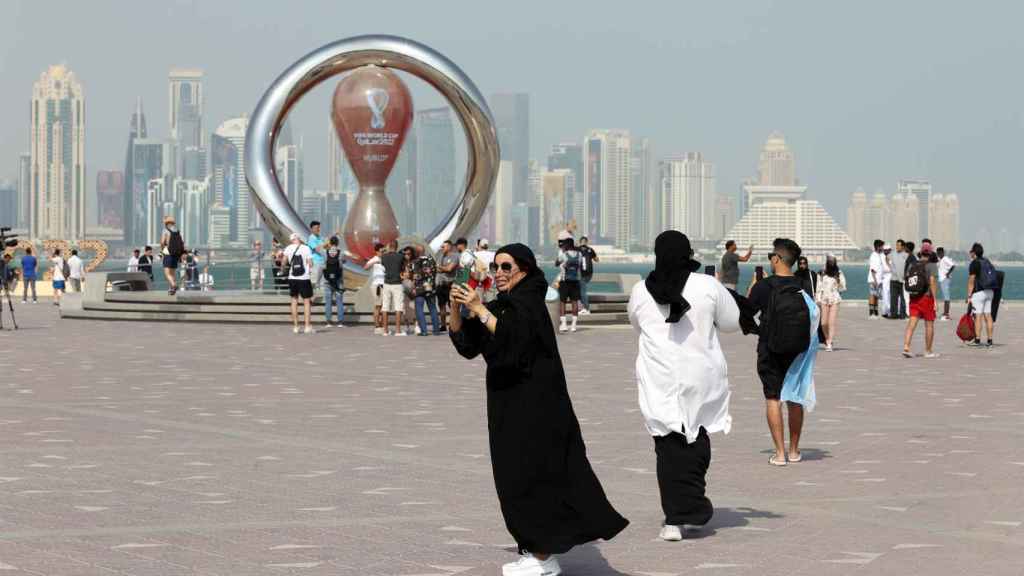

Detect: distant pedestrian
[795, 256, 817, 297]
[66, 249, 85, 292]
[160, 216, 186, 295]
[127, 249, 140, 273]
[323, 236, 347, 328]
[363, 242, 387, 334]
[51, 249, 67, 306]
[880, 244, 894, 318]
[555, 232, 583, 333]
[747, 238, 819, 466]
[902, 242, 939, 358]
[578, 235, 599, 314]
[449, 243, 628, 575]
[250, 240, 266, 291]
[719, 240, 753, 291]
[867, 239, 885, 319]
[966, 243, 997, 347]
[470, 238, 497, 303]
[379, 240, 406, 336]
[284, 232, 315, 334]
[20, 247, 38, 304]
[138, 246, 154, 281]
[199, 265, 215, 291]
[890, 239, 908, 319]
[628, 231, 740, 541]
[435, 240, 459, 330]
[937, 247, 956, 321]
[182, 250, 201, 291]
[412, 245, 441, 336]
[815, 254, 846, 352]
[401, 246, 419, 335]
[307, 220, 326, 292]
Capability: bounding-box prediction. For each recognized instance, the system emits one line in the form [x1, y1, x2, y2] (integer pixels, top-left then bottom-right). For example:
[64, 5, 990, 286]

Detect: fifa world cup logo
[366, 89, 389, 129]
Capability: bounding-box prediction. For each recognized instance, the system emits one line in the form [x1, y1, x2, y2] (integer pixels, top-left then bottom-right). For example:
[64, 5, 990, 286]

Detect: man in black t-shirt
[578, 236, 599, 314]
[747, 238, 808, 467]
[379, 241, 406, 336]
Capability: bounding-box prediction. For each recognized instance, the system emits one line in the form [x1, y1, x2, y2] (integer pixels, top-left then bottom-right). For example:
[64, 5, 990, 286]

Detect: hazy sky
[2, 0, 1022, 241]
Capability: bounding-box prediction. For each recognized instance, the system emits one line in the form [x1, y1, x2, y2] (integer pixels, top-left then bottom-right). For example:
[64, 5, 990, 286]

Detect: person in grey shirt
[890, 239, 909, 319]
[718, 240, 752, 291]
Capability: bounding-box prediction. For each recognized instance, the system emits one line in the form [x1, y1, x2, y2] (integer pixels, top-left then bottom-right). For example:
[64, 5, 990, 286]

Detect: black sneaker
[986, 340, 994, 348]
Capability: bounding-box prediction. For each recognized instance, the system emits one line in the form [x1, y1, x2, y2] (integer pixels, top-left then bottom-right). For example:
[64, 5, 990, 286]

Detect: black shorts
[162, 255, 179, 269]
[435, 283, 451, 306]
[288, 279, 313, 299]
[559, 280, 581, 303]
[757, 342, 800, 400]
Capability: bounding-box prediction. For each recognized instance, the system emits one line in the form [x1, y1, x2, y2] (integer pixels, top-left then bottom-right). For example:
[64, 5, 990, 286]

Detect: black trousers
[653, 429, 713, 526]
[890, 280, 906, 318]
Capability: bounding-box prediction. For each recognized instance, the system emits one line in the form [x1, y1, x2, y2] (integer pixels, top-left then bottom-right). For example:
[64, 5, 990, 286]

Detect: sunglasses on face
[496, 262, 516, 273]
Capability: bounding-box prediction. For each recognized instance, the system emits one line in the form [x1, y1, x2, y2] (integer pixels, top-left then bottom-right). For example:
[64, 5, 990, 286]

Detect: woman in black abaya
[449, 243, 628, 576]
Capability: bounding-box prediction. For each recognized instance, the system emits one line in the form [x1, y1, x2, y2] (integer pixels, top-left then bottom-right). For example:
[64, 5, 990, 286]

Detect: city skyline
[2, 1, 1022, 249]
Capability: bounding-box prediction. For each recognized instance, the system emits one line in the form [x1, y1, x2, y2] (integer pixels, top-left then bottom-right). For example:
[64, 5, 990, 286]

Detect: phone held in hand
[755, 266, 765, 281]
[455, 266, 471, 284]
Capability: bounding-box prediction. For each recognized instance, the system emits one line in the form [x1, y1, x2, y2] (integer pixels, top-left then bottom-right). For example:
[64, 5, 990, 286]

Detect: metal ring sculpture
[245, 35, 499, 287]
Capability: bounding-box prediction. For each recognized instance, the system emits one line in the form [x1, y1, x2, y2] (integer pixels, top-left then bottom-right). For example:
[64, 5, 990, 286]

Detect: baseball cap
[479, 238, 489, 248]
[883, 244, 892, 250]
[289, 232, 301, 242]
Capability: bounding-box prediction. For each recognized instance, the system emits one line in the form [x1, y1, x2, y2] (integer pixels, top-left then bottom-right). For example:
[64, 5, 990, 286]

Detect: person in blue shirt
[306, 220, 326, 292]
[20, 247, 38, 304]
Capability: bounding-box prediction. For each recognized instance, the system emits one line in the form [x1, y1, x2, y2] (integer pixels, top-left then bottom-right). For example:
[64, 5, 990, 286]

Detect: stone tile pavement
[0, 301, 1022, 575]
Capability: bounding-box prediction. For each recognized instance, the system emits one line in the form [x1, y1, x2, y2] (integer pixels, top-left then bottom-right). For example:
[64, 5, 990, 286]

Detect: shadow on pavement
[560, 544, 634, 575]
[758, 448, 833, 461]
[681, 506, 785, 540]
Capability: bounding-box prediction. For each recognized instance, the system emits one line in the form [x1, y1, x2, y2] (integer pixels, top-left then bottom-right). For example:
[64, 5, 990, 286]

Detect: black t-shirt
[579, 246, 597, 279]
[748, 275, 803, 345]
[381, 252, 405, 285]
[968, 259, 983, 293]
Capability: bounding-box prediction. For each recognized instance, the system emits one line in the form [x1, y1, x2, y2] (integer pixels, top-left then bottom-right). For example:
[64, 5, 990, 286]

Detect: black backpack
[905, 260, 930, 297]
[290, 248, 306, 277]
[767, 280, 811, 356]
[324, 247, 343, 288]
[977, 258, 999, 290]
[167, 230, 185, 257]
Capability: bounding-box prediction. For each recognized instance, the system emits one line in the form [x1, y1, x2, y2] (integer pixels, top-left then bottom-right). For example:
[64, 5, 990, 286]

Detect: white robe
[628, 274, 741, 443]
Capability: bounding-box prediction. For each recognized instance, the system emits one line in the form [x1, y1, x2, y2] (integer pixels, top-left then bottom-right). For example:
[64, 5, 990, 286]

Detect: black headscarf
[645, 231, 701, 323]
[493, 243, 556, 355]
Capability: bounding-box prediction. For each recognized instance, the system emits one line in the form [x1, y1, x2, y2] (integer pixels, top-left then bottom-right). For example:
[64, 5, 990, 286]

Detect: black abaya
[450, 273, 629, 554]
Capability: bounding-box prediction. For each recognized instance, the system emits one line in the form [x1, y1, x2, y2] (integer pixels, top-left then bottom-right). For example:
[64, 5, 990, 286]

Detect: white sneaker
[304, 326, 315, 334]
[659, 525, 683, 541]
[579, 308, 591, 315]
[825, 343, 833, 352]
[293, 326, 300, 334]
[414, 324, 422, 335]
[502, 554, 561, 576]
[374, 327, 383, 335]
[559, 324, 568, 333]
[324, 322, 334, 329]
[396, 331, 407, 337]
[21, 300, 26, 304]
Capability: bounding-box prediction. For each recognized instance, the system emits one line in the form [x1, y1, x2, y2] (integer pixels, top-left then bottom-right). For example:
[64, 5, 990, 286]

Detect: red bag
[956, 311, 976, 342]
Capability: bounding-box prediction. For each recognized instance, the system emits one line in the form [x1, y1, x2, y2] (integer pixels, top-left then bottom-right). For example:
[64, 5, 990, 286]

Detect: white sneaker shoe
[579, 308, 591, 315]
[304, 326, 315, 334]
[396, 331, 407, 337]
[293, 326, 300, 334]
[502, 554, 561, 576]
[659, 525, 683, 541]
[414, 324, 422, 335]
[374, 327, 383, 335]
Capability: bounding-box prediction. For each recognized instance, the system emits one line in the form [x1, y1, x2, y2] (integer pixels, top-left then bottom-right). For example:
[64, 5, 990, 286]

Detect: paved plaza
[1, 302, 1022, 575]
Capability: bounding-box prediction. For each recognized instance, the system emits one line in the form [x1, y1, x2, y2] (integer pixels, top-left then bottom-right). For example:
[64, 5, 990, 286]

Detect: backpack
[581, 247, 595, 280]
[977, 258, 998, 290]
[289, 247, 306, 277]
[324, 247, 343, 288]
[904, 260, 930, 297]
[767, 280, 811, 356]
[562, 250, 582, 282]
[167, 230, 185, 257]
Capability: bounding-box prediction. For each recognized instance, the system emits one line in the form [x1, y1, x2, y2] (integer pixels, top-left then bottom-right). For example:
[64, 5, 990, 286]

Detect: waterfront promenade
[1, 304, 1022, 575]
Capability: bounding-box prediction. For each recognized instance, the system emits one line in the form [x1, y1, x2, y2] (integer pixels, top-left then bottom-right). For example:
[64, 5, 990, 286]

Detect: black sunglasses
[497, 262, 516, 272]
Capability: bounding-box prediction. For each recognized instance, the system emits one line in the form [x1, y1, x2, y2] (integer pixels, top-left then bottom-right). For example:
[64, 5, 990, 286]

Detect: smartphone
[455, 266, 471, 284]
[755, 266, 765, 281]
[705, 265, 715, 276]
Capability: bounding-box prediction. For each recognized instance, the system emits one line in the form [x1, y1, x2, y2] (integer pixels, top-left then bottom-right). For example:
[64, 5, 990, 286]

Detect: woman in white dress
[815, 254, 846, 352]
[627, 231, 740, 541]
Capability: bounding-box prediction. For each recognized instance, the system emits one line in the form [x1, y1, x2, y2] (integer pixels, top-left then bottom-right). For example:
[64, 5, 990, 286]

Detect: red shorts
[909, 294, 936, 321]
[468, 277, 492, 291]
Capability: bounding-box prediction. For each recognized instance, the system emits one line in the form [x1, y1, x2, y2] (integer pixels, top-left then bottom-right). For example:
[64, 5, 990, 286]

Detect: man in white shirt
[628, 231, 740, 542]
[67, 249, 85, 292]
[867, 239, 885, 319]
[880, 244, 893, 318]
[363, 242, 387, 334]
[199, 266, 215, 292]
[127, 249, 140, 273]
[937, 247, 956, 321]
[283, 232, 315, 334]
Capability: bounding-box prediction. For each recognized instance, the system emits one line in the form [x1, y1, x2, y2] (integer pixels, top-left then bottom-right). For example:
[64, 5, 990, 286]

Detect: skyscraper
[124, 98, 157, 246]
[30, 64, 86, 240]
[584, 130, 632, 249]
[540, 169, 571, 250]
[276, 143, 304, 211]
[491, 93, 530, 205]
[328, 121, 358, 198]
[929, 193, 960, 250]
[17, 153, 30, 229]
[414, 107, 456, 237]
[846, 187, 889, 248]
[660, 152, 715, 240]
[0, 180, 15, 228]
[96, 170, 125, 230]
[493, 161, 515, 243]
[385, 124, 416, 236]
[758, 132, 796, 186]
[212, 116, 251, 246]
[897, 179, 932, 239]
[169, 68, 206, 179]
[630, 139, 653, 247]
[547, 143, 583, 229]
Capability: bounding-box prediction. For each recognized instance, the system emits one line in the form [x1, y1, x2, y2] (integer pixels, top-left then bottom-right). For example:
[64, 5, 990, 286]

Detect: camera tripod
[0, 279, 16, 330]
